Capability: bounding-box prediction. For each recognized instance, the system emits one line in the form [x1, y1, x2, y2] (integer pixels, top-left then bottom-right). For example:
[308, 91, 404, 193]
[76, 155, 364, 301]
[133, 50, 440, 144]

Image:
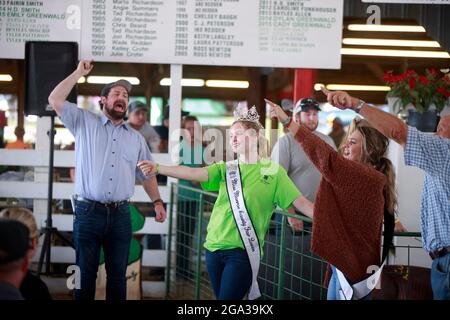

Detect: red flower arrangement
[384, 68, 450, 114]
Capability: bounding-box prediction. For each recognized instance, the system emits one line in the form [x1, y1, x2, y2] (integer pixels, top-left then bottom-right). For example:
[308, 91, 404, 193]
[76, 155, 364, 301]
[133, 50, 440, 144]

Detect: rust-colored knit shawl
[293, 126, 385, 282]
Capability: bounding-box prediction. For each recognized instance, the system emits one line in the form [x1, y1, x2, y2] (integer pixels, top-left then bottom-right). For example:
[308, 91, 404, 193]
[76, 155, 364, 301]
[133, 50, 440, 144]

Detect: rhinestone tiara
[233, 103, 262, 128]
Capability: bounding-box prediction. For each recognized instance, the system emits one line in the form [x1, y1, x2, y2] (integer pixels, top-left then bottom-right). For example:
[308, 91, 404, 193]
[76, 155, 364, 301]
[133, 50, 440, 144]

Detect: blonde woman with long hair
[138, 105, 313, 300]
[266, 98, 397, 300]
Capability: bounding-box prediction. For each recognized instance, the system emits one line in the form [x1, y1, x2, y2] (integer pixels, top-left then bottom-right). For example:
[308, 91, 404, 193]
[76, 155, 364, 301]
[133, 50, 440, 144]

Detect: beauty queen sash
[225, 160, 261, 300]
[335, 260, 386, 300]
[335, 209, 394, 300]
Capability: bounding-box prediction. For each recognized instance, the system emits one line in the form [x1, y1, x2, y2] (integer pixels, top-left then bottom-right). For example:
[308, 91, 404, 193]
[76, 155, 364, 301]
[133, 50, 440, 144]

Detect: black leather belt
[429, 246, 450, 260]
[75, 196, 128, 209]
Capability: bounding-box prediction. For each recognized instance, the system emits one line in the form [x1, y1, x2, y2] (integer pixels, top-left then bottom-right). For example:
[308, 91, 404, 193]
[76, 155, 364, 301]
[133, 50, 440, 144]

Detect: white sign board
[1, 0, 343, 69]
[81, 0, 343, 69]
[0, 0, 81, 59]
[362, 0, 449, 3]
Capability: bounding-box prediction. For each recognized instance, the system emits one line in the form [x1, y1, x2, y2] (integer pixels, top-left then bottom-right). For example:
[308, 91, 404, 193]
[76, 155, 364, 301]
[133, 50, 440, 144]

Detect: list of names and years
[81, 0, 343, 68]
[83, 0, 172, 61]
[1, 0, 343, 69]
[0, 0, 81, 59]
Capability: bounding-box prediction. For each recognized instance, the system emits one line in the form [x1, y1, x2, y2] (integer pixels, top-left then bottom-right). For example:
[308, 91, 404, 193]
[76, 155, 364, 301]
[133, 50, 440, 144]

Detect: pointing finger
[264, 98, 276, 107]
[320, 86, 331, 96]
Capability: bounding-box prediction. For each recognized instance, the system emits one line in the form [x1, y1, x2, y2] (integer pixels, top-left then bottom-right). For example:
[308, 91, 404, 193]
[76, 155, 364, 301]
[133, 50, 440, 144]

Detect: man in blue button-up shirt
[322, 88, 450, 300]
[48, 60, 166, 300]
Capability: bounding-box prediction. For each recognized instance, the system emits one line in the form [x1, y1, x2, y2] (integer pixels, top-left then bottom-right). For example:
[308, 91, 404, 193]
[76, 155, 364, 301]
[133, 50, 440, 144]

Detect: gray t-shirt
[271, 131, 336, 202]
[135, 122, 161, 153]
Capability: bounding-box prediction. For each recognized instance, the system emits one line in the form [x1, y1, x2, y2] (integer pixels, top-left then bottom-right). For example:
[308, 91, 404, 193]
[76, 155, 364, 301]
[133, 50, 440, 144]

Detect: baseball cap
[100, 79, 132, 97]
[0, 219, 30, 265]
[128, 101, 147, 113]
[293, 98, 321, 114]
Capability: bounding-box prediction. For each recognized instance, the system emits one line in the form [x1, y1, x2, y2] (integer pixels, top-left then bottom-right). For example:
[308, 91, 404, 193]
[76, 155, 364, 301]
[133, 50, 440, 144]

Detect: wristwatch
[354, 99, 366, 114]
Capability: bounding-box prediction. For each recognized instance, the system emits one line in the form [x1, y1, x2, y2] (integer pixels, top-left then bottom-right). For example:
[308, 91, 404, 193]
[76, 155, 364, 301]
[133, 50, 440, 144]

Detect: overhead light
[205, 80, 249, 89]
[314, 83, 325, 91]
[341, 48, 450, 58]
[77, 76, 86, 84]
[347, 24, 426, 32]
[0, 74, 13, 81]
[159, 78, 205, 87]
[317, 84, 391, 92]
[158, 78, 250, 88]
[87, 76, 140, 85]
[342, 38, 440, 48]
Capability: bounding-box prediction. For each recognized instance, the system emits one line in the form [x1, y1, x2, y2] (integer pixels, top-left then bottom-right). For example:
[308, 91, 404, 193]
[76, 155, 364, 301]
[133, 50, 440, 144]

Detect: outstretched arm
[138, 160, 209, 182]
[292, 195, 314, 219]
[320, 87, 408, 147]
[265, 98, 348, 184]
[48, 60, 94, 116]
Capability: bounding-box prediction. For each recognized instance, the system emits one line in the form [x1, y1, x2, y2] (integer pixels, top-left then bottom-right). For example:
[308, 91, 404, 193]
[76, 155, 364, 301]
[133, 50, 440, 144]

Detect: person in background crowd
[127, 101, 161, 153]
[154, 106, 189, 153]
[0, 207, 52, 300]
[0, 219, 30, 300]
[328, 117, 346, 148]
[272, 98, 336, 233]
[176, 116, 205, 279]
[5, 127, 32, 150]
[127, 100, 166, 279]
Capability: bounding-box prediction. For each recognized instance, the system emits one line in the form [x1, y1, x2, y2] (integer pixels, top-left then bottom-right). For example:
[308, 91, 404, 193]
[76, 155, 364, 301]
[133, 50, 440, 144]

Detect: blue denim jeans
[205, 248, 252, 300]
[431, 252, 450, 300]
[327, 266, 340, 300]
[73, 200, 131, 300]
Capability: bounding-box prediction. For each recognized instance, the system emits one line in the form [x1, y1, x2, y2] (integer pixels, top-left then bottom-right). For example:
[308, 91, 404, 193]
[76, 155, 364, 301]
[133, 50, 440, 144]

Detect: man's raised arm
[48, 60, 93, 117]
[321, 87, 408, 147]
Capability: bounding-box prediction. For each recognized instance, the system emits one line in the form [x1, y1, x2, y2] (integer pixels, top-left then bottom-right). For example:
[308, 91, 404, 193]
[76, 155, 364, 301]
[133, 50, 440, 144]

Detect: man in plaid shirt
[322, 88, 450, 300]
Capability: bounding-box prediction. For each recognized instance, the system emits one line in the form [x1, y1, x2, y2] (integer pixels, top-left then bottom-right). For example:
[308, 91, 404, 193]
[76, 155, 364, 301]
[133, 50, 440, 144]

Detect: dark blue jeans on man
[73, 199, 131, 300]
[205, 248, 252, 300]
[431, 252, 450, 300]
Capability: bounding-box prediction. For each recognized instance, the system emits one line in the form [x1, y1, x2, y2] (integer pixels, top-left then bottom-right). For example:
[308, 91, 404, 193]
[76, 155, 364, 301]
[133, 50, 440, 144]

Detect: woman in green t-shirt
[138, 106, 313, 300]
